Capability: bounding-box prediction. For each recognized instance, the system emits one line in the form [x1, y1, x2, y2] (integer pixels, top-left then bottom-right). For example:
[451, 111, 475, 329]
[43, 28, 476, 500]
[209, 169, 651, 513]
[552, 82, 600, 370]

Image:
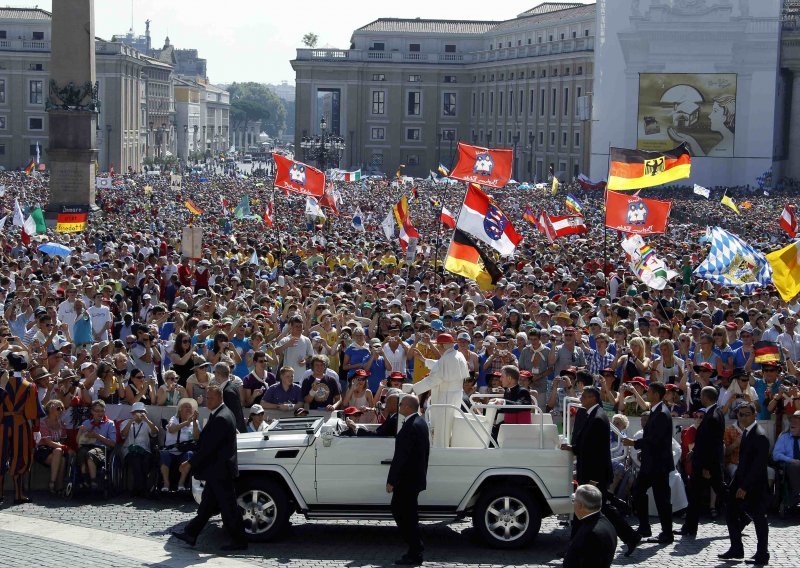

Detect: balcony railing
[295, 38, 593, 65]
[0, 39, 51, 51]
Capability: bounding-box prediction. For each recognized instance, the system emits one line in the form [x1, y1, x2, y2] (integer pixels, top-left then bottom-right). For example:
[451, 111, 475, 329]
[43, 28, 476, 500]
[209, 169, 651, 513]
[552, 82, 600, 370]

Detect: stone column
[46, 0, 98, 218]
[790, 72, 800, 180]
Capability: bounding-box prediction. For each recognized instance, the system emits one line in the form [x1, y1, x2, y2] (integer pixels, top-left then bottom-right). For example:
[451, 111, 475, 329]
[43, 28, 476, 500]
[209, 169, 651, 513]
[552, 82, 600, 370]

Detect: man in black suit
[719, 401, 770, 565]
[387, 395, 430, 566]
[215, 362, 246, 433]
[563, 484, 617, 568]
[677, 385, 726, 537]
[622, 382, 673, 544]
[561, 386, 641, 556]
[172, 384, 247, 551]
[489, 365, 533, 440]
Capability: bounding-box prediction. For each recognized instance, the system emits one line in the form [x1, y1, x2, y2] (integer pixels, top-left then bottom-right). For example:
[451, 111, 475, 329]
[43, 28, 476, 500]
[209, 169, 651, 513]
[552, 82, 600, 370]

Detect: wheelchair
[63, 444, 122, 499]
[769, 459, 799, 518]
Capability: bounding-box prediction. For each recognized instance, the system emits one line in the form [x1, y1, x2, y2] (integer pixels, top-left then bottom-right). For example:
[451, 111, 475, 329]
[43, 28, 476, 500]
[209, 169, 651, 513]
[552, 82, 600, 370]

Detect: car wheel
[473, 485, 541, 549]
[236, 477, 290, 542]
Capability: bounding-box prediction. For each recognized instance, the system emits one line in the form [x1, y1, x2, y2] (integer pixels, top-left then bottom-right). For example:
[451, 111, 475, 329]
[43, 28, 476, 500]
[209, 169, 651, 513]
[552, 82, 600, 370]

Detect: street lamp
[512, 132, 520, 181]
[106, 124, 112, 172]
[528, 131, 534, 181]
[299, 115, 345, 172]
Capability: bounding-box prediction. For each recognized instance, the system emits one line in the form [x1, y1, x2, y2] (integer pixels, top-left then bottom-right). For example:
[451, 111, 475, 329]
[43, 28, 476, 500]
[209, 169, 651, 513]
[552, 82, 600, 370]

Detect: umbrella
[518, 183, 532, 190]
[38, 242, 73, 257]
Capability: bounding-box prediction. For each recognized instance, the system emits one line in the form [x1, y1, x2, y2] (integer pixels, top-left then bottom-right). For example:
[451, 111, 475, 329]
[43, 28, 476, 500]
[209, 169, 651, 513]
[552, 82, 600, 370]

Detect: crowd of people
[0, 160, 798, 562]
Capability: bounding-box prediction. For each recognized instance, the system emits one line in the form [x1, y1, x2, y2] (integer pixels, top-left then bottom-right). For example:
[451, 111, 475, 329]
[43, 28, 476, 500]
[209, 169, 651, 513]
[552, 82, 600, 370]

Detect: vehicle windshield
[267, 417, 324, 433]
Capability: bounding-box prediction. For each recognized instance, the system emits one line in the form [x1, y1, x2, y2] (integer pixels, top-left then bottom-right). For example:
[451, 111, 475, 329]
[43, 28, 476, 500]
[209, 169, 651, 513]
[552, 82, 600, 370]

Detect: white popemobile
[194, 393, 576, 549]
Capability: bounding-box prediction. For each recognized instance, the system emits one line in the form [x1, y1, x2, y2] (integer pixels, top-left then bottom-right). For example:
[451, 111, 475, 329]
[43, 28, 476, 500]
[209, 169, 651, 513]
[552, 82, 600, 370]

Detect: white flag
[22, 214, 36, 238]
[0, 185, 6, 197]
[305, 198, 326, 220]
[12, 199, 24, 227]
[249, 250, 259, 266]
[381, 211, 395, 242]
[693, 184, 710, 199]
[0, 215, 7, 232]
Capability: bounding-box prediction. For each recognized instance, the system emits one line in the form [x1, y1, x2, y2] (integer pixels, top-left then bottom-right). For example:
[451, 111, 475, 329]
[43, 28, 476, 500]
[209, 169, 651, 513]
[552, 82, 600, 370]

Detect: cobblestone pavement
[1, 493, 798, 567]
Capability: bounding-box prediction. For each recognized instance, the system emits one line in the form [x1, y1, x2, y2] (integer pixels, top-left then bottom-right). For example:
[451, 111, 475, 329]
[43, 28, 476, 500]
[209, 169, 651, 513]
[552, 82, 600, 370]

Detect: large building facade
[292, 2, 595, 180]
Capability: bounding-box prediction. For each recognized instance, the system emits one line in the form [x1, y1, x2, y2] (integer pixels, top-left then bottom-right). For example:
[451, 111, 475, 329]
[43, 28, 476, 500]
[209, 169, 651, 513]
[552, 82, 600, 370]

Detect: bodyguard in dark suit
[623, 382, 673, 544]
[172, 384, 247, 551]
[677, 385, 726, 536]
[216, 362, 247, 433]
[562, 386, 640, 556]
[387, 395, 430, 566]
[563, 484, 617, 568]
[719, 401, 770, 565]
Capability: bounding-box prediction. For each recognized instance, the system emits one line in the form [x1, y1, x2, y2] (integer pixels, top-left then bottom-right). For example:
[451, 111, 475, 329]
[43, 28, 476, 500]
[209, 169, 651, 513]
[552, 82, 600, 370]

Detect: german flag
[23, 160, 35, 175]
[185, 199, 204, 215]
[754, 341, 780, 364]
[608, 143, 691, 191]
[444, 229, 502, 291]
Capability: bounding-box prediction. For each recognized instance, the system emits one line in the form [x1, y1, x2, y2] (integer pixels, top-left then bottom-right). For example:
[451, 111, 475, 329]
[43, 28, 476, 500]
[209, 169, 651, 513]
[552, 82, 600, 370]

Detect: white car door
[314, 435, 395, 505]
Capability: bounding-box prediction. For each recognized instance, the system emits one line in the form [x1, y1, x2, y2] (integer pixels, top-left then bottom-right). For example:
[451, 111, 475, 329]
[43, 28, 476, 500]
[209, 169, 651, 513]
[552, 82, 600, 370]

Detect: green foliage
[229, 82, 287, 137]
[302, 33, 318, 48]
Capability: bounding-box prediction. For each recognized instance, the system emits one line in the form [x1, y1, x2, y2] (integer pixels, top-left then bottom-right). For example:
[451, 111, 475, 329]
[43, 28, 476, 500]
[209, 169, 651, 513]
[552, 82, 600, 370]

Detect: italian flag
[343, 169, 361, 182]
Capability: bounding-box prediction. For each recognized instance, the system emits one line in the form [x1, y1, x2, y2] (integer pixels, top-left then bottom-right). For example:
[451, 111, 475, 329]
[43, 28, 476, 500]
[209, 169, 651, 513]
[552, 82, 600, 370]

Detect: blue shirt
[753, 378, 778, 420]
[772, 430, 799, 463]
[367, 357, 387, 392]
[230, 336, 252, 379]
[263, 382, 302, 405]
[73, 313, 94, 345]
[344, 344, 370, 379]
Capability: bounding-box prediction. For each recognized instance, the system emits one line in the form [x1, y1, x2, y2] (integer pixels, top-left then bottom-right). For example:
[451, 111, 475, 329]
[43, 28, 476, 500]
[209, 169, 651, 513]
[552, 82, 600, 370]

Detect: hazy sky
[9, 0, 593, 85]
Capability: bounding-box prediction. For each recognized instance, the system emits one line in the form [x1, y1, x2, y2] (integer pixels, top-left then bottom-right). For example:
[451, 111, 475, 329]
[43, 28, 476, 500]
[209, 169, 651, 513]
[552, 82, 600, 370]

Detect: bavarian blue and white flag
[693, 227, 772, 293]
[351, 207, 365, 232]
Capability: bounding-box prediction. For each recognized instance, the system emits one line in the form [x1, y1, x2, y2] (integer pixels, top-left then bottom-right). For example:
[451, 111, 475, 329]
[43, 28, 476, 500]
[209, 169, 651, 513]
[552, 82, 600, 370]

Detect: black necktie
[793, 436, 800, 460]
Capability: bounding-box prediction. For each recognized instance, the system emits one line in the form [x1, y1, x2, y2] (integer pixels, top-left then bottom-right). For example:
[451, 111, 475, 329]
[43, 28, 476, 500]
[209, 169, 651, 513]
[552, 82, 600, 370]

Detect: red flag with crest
[604, 190, 672, 235]
[273, 153, 325, 197]
[449, 142, 513, 189]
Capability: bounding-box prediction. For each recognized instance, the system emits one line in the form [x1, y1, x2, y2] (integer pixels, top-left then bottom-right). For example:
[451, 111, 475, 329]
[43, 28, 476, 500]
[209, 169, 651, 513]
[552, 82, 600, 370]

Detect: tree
[228, 82, 287, 138]
[301, 33, 318, 48]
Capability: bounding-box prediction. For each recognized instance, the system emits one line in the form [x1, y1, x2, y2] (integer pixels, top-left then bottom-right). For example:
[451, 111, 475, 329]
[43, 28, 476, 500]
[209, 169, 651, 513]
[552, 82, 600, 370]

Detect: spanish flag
[767, 240, 800, 302]
[607, 143, 691, 191]
[23, 160, 35, 175]
[393, 195, 409, 227]
[185, 199, 204, 215]
[444, 229, 502, 291]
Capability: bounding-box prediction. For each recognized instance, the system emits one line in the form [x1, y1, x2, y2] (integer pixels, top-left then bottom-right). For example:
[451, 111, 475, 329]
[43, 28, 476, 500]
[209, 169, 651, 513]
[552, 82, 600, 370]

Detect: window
[0, 116, 5, 129]
[371, 127, 385, 141]
[0, 144, 5, 155]
[371, 73, 385, 81]
[370, 42, 385, 51]
[32, 31, 44, 40]
[530, 89, 534, 114]
[519, 71, 524, 79]
[507, 42, 511, 47]
[560, 33, 564, 40]
[409, 43, 420, 52]
[370, 153, 384, 166]
[541, 69, 546, 78]
[527, 38, 531, 44]
[407, 91, 421, 116]
[577, 66, 583, 76]
[549, 35, 553, 42]
[441, 128, 456, 141]
[509, 91, 513, 115]
[471, 92, 476, 116]
[0, 79, 5, 104]
[480, 92, 485, 114]
[572, 31, 577, 38]
[489, 91, 494, 114]
[551, 88, 557, 116]
[538, 36, 543, 44]
[498, 130, 503, 144]
[407, 154, 419, 166]
[553, 68, 558, 77]
[531, 69, 535, 78]
[585, 29, 589, 37]
[489, 44, 493, 50]
[443, 92, 456, 116]
[0, 31, 6, 39]
[499, 91, 503, 116]
[519, 90, 523, 115]
[408, 74, 421, 82]
[444, 44, 456, 53]
[29, 117, 43, 130]
[564, 87, 569, 116]
[29, 80, 43, 105]
[517, 40, 521, 46]
[550, 132, 555, 146]
[29, 143, 38, 155]
[500, 73, 504, 80]
[490, 74, 494, 81]
[443, 75, 457, 83]
[562, 132, 567, 146]
[564, 67, 570, 76]
[406, 128, 421, 141]
[540, 89, 545, 116]
[510, 72, 514, 80]
[575, 132, 580, 147]
[538, 131, 544, 145]
[371, 91, 385, 115]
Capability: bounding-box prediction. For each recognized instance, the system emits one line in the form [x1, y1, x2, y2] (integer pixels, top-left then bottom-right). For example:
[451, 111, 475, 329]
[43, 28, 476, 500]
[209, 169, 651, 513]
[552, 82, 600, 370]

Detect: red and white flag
[539, 211, 588, 242]
[456, 183, 522, 255]
[399, 215, 420, 252]
[319, 182, 340, 215]
[264, 202, 274, 227]
[779, 204, 798, 238]
[440, 207, 455, 229]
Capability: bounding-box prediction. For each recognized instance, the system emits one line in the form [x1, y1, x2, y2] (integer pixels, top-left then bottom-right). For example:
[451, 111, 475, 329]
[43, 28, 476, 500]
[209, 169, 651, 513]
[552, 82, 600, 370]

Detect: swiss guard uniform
[0, 352, 45, 503]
